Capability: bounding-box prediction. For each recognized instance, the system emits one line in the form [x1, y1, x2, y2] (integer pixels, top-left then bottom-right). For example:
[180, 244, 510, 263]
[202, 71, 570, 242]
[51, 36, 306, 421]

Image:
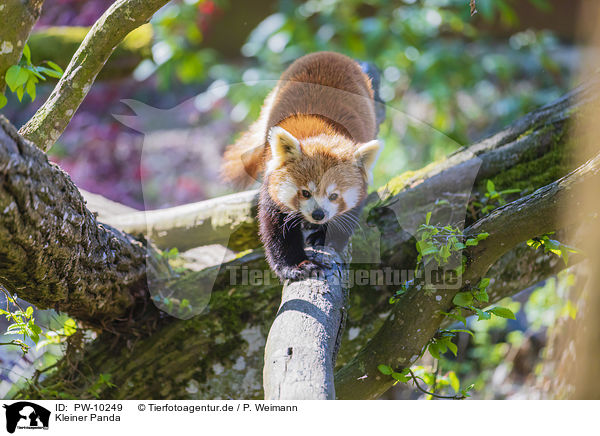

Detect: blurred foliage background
[0, 0, 585, 399]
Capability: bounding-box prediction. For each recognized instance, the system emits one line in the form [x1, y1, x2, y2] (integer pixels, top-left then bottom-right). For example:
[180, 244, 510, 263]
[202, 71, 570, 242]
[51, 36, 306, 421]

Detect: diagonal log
[334, 152, 600, 399]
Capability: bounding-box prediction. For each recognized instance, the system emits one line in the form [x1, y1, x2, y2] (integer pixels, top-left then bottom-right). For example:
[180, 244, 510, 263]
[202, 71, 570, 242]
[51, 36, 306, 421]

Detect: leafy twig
[406, 369, 467, 400]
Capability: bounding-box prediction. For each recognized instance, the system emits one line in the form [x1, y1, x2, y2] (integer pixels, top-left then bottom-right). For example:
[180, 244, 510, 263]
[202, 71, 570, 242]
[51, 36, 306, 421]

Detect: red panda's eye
[328, 193, 338, 201]
[301, 190, 312, 199]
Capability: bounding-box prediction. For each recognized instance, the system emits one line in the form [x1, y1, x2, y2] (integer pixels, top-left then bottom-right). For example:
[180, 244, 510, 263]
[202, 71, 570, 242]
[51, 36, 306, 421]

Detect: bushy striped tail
[221, 124, 266, 188]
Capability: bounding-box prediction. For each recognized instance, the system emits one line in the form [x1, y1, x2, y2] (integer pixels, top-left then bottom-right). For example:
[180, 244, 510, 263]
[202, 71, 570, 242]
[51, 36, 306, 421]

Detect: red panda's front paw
[278, 260, 324, 281]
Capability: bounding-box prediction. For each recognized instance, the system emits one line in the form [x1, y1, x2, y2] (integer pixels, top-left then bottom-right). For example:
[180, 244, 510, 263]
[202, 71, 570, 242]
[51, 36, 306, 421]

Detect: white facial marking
[305, 196, 336, 223]
[343, 187, 361, 210]
[321, 197, 338, 219]
[308, 181, 317, 192]
[326, 183, 337, 195]
[299, 197, 318, 219]
[277, 178, 298, 209]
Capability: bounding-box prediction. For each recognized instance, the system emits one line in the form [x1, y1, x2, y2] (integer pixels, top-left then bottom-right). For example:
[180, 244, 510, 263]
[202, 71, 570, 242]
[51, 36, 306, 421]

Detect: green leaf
[499, 188, 521, 195]
[5, 65, 27, 91]
[544, 239, 561, 252]
[16, 68, 29, 87]
[421, 371, 436, 386]
[63, 318, 77, 336]
[473, 307, 492, 321]
[562, 248, 570, 266]
[478, 278, 490, 289]
[428, 342, 440, 359]
[452, 292, 473, 307]
[25, 65, 45, 80]
[25, 306, 33, 318]
[474, 289, 489, 303]
[486, 179, 495, 193]
[438, 244, 451, 263]
[446, 341, 458, 356]
[28, 328, 40, 344]
[391, 372, 409, 383]
[454, 242, 465, 250]
[0, 93, 6, 108]
[527, 238, 541, 249]
[26, 78, 36, 101]
[465, 238, 478, 246]
[35, 66, 62, 78]
[490, 306, 516, 320]
[436, 339, 448, 354]
[476, 232, 489, 241]
[16, 86, 24, 102]
[425, 211, 432, 225]
[22, 44, 32, 65]
[377, 364, 393, 375]
[46, 60, 64, 74]
[7, 323, 24, 332]
[460, 383, 475, 397]
[416, 240, 436, 255]
[448, 371, 460, 393]
[448, 328, 474, 337]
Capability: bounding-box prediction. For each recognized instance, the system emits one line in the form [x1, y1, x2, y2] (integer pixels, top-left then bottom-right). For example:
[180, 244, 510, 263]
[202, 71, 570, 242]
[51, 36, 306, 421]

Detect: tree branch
[263, 248, 348, 399]
[334, 152, 600, 399]
[18, 0, 171, 151]
[0, 115, 168, 326]
[103, 190, 259, 252]
[27, 25, 153, 82]
[0, 0, 45, 93]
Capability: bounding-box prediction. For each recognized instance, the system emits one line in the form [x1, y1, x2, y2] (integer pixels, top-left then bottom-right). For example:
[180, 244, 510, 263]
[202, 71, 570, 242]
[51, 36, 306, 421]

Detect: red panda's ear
[268, 126, 301, 169]
[354, 140, 381, 180]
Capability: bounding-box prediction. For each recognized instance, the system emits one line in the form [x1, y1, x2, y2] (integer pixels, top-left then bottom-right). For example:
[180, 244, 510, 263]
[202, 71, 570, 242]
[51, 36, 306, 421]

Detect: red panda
[221, 52, 382, 280]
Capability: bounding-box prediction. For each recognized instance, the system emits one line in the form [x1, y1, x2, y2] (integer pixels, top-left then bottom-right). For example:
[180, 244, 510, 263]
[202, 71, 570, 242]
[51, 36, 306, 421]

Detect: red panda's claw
[279, 261, 324, 281]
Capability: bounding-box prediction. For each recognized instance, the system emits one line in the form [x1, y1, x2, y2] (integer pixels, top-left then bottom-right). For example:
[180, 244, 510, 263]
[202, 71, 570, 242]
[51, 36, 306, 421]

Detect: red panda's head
[266, 126, 380, 224]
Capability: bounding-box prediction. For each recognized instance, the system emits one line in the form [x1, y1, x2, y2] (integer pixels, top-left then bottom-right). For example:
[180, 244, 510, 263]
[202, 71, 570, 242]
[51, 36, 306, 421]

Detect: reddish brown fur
[266, 130, 366, 212]
[221, 52, 377, 187]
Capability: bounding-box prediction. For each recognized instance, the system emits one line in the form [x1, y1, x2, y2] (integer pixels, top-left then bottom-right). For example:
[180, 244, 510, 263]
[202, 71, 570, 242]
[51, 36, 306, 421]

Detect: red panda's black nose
[312, 209, 325, 221]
